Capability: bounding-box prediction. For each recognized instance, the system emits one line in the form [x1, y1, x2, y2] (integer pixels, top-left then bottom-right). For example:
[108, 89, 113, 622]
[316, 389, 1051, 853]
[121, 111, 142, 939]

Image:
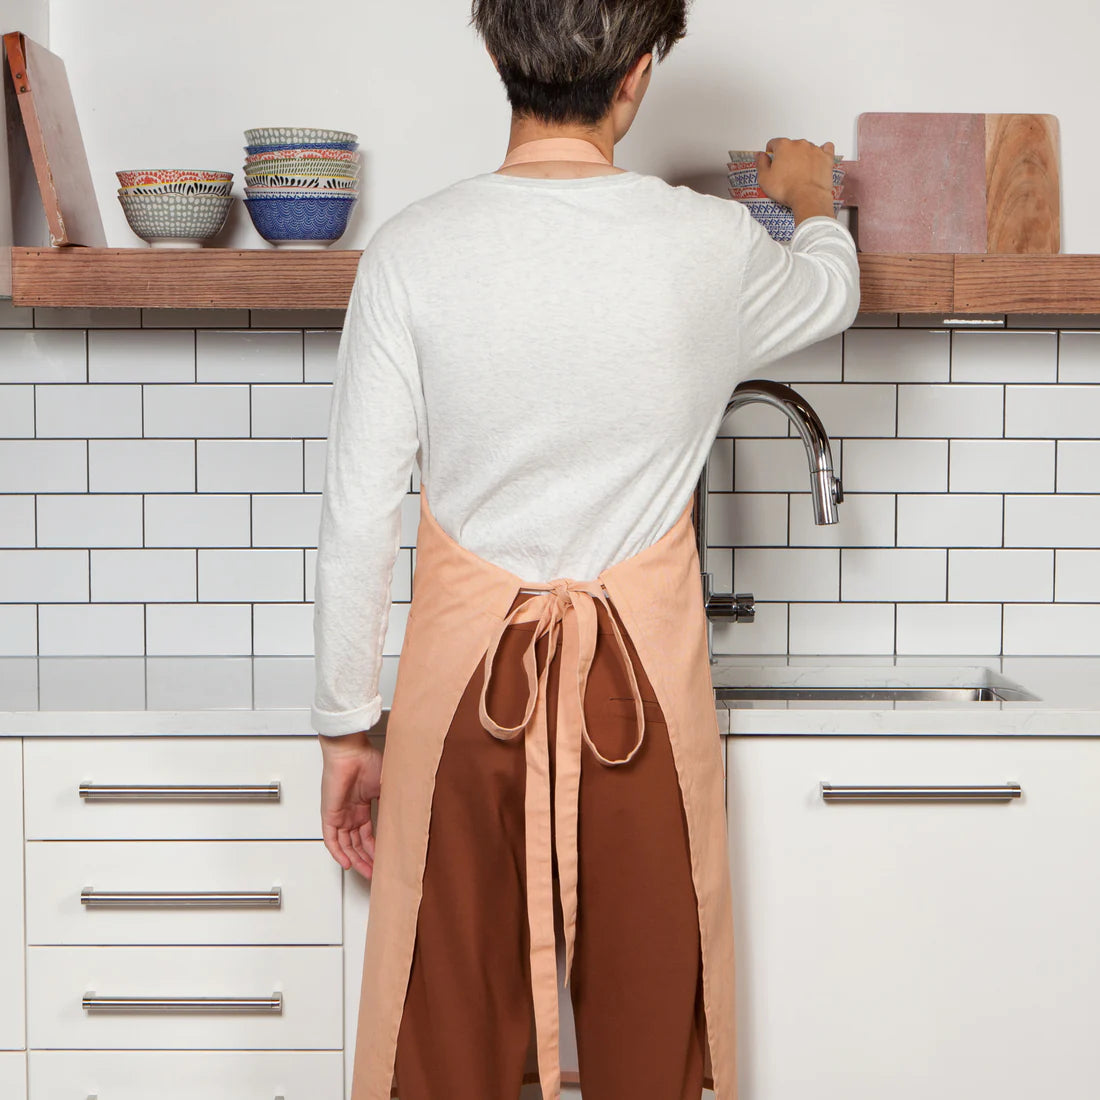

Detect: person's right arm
[735, 137, 862, 370]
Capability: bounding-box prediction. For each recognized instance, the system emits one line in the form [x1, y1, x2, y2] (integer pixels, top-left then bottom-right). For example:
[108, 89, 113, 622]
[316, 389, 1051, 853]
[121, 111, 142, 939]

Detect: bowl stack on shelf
[116, 169, 235, 248]
[243, 127, 360, 248]
[728, 149, 846, 243]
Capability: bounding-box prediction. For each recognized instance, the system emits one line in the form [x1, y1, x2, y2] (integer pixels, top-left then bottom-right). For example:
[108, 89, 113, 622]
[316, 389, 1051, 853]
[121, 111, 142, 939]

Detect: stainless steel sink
[716, 685, 1034, 703]
[711, 665, 1040, 705]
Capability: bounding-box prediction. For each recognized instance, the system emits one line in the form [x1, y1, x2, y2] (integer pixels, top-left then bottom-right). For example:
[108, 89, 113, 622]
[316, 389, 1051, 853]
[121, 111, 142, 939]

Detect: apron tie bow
[477, 577, 647, 1095]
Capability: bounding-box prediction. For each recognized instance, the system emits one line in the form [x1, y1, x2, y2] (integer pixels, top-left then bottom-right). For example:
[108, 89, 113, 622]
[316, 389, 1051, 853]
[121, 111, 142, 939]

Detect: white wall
[50, 0, 1100, 251]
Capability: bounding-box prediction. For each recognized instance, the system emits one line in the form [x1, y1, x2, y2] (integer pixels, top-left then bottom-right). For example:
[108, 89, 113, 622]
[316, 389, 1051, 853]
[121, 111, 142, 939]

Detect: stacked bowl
[243, 127, 360, 248]
[728, 150, 846, 243]
[116, 169, 234, 247]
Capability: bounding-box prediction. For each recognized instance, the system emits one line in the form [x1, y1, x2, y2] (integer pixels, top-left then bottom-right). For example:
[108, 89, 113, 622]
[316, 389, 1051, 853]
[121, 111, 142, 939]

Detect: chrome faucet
[696, 379, 843, 661]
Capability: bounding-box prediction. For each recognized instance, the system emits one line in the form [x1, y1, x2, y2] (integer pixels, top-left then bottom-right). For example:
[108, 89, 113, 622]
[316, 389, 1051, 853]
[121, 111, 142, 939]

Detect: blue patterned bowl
[245, 141, 358, 154]
[244, 193, 356, 248]
[737, 198, 845, 244]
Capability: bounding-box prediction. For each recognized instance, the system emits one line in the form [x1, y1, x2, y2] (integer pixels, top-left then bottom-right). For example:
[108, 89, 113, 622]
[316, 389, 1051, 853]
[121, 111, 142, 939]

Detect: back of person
[360, 166, 859, 582]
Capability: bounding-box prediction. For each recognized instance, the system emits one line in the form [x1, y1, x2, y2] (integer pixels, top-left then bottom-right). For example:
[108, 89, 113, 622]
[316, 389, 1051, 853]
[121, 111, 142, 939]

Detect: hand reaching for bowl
[755, 138, 837, 223]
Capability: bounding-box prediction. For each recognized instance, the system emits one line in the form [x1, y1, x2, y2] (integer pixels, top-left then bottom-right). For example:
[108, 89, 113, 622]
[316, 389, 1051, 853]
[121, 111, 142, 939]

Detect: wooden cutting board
[837, 112, 1060, 254]
[3, 30, 105, 247]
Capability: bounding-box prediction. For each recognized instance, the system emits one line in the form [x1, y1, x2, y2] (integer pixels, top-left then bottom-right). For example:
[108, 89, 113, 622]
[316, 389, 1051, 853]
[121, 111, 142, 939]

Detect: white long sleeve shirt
[311, 169, 861, 736]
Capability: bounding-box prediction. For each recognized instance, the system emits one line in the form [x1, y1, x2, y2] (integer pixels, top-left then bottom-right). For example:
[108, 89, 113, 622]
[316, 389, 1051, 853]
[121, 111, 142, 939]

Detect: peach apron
[351, 136, 735, 1099]
[349, 483, 737, 1100]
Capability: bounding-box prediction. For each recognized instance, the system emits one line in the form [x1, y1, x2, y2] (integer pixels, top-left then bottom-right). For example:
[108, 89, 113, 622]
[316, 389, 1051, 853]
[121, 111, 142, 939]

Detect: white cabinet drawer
[26, 840, 341, 945]
[24, 737, 321, 839]
[28, 1049, 341, 1100]
[0, 740, 25, 1051]
[727, 735, 1100, 1100]
[27, 945, 342, 1049]
[0, 1052, 26, 1100]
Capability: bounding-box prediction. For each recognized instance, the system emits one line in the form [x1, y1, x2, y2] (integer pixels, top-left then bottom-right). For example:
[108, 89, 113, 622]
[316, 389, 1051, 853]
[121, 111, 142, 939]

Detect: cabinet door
[0, 740, 25, 1050]
[727, 735, 1100, 1100]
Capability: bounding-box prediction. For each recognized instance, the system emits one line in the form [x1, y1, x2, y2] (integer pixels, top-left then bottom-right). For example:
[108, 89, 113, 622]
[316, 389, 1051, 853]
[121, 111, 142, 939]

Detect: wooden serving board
[3, 30, 105, 247]
[837, 112, 1060, 254]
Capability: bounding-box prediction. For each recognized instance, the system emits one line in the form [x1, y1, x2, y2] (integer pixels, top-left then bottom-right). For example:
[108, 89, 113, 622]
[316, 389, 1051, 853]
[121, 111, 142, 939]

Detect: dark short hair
[470, 0, 690, 125]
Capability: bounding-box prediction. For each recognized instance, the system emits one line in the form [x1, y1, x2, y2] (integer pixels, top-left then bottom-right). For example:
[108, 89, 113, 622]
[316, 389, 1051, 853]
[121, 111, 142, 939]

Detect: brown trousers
[393, 593, 707, 1099]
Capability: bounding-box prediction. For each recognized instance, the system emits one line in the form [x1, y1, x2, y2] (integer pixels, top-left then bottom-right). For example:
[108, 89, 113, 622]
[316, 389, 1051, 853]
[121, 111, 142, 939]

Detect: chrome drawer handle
[81, 887, 283, 908]
[78, 782, 281, 801]
[82, 992, 283, 1013]
[821, 782, 1022, 802]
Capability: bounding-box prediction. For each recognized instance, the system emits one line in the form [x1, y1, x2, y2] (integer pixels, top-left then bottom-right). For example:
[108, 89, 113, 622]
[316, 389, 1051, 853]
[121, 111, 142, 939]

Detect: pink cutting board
[837, 112, 1060, 254]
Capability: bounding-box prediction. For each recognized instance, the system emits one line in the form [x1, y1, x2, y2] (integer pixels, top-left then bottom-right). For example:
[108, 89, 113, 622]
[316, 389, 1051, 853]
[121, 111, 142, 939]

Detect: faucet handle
[833, 473, 844, 505]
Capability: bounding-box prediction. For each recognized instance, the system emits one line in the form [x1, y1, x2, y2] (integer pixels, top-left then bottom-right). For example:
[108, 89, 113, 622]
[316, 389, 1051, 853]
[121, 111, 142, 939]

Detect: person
[310, 2, 860, 1098]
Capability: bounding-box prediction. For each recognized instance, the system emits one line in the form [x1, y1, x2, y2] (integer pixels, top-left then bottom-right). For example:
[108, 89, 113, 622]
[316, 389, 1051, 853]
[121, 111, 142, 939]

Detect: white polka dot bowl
[117, 191, 234, 248]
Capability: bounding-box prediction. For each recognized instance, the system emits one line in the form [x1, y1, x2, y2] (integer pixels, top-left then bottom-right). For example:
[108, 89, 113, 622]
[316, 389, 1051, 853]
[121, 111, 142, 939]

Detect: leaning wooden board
[836, 113, 1060, 254]
[3, 30, 105, 247]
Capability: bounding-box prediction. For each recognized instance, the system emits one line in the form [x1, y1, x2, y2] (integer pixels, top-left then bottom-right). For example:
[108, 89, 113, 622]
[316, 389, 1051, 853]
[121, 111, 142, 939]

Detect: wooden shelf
[6, 245, 1100, 314]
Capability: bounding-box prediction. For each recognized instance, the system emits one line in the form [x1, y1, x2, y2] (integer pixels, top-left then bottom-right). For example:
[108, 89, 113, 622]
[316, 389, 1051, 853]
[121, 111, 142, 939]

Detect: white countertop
[1, 655, 1099, 737]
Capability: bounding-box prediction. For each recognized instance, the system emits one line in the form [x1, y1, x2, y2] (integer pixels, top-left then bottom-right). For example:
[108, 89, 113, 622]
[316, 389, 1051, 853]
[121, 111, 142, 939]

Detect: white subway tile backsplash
[91, 549, 197, 602]
[948, 439, 1055, 493]
[89, 439, 195, 492]
[304, 330, 341, 383]
[1055, 441, 1100, 493]
[1057, 331, 1100, 381]
[304, 438, 328, 493]
[198, 549, 304, 602]
[252, 494, 323, 548]
[788, 492, 895, 547]
[754, 333, 842, 381]
[146, 657, 253, 709]
[712, 602, 788, 655]
[706, 492, 787, 547]
[143, 384, 250, 437]
[0, 385, 33, 436]
[5, 312, 1100, 669]
[841, 549, 946, 601]
[1003, 604, 1100, 655]
[0, 497, 35, 546]
[948, 549, 1053, 603]
[734, 438, 834, 492]
[38, 603, 144, 656]
[89, 329, 195, 382]
[788, 383, 896, 437]
[144, 494, 251, 548]
[951, 330, 1057, 382]
[196, 330, 303, 383]
[1054, 550, 1100, 602]
[0, 329, 85, 382]
[145, 603, 252, 656]
[843, 439, 948, 492]
[896, 494, 1003, 547]
[733, 548, 839, 601]
[895, 603, 1002, 655]
[251, 384, 333, 438]
[844, 329, 950, 382]
[897, 384, 1003, 438]
[38, 657, 146, 709]
[35, 384, 143, 438]
[253, 602, 315, 656]
[197, 440, 304, 493]
[789, 602, 895, 654]
[141, 308, 250, 329]
[1004, 496, 1100, 548]
[34, 307, 139, 328]
[0, 440, 86, 492]
[36, 494, 143, 548]
[0, 605, 36, 655]
[1005, 384, 1100, 438]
